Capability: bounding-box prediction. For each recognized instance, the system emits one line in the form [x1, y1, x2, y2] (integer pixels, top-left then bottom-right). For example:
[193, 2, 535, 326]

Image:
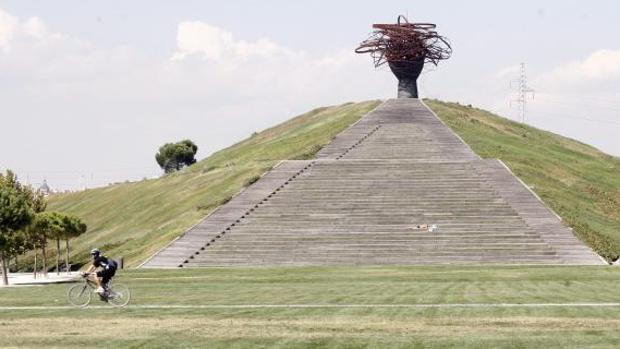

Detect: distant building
[38, 179, 53, 196]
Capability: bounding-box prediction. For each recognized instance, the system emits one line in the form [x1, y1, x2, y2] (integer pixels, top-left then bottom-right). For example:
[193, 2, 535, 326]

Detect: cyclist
[83, 248, 118, 294]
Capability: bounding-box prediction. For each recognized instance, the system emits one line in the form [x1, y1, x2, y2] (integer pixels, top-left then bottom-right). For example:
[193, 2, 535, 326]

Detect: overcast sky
[1, 0, 619, 190]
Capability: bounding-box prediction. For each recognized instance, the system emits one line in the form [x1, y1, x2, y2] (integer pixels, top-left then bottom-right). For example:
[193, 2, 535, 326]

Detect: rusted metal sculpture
[356, 15, 452, 98]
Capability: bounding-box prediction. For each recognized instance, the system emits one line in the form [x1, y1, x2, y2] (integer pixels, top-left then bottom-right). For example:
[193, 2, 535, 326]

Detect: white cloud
[0, 8, 18, 50]
[21, 17, 51, 40]
[166, 20, 388, 105]
[0, 8, 66, 51]
[566, 49, 620, 80]
[171, 21, 299, 62]
[535, 49, 620, 91]
[493, 64, 521, 80]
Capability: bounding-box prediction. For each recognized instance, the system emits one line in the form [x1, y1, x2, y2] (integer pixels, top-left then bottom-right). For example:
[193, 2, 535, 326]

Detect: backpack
[104, 255, 118, 270]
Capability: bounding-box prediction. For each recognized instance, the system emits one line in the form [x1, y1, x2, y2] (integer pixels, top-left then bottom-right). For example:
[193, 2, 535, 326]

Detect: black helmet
[90, 248, 101, 257]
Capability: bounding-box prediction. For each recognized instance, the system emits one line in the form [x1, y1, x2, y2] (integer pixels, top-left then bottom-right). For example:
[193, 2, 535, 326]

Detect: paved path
[0, 273, 78, 287]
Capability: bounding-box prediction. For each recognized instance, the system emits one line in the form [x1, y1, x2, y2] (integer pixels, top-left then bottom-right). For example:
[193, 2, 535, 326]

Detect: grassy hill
[42, 99, 620, 268]
[46, 101, 381, 268]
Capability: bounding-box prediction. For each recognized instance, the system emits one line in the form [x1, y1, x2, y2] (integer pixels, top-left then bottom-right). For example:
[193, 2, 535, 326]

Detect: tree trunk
[33, 244, 37, 280]
[0, 251, 8, 286]
[65, 240, 70, 274]
[41, 238, 48, 278]
[56, 238, 60, 275]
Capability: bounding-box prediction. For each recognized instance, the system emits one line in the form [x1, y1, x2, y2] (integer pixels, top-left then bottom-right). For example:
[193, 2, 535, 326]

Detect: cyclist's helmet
[90, 248, 101, 257]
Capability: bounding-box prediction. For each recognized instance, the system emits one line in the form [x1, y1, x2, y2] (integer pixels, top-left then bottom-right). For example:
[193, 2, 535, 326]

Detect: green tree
[5, 230, 31, 272]
[24, 189, 47, 278]
[0, 170, 34, 285]
[31, 212, 63, 278]
[53, 217, 63, 275]
[60, 214, 87, 273]
[155, 139, 198, 173]
[25, 225, 44, 279]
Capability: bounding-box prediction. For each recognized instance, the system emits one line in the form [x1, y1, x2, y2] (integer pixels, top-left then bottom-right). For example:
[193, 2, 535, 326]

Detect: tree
[0, 170, 34, 285]
[31, 212, 86, 275]
[25, 225, 44, 279]
[155, 139, 198, 173]
[5, 230, 31, 272]
[24, 189, 47, 278]
[60, 214, 87, 273]
[52, 217, 64, 275]
[26, 189, 47, 216]
[31, 212, 63, 278]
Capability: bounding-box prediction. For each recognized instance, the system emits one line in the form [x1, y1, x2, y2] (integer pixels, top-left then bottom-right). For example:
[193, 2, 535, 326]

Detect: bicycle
[67, 273, 131, 307]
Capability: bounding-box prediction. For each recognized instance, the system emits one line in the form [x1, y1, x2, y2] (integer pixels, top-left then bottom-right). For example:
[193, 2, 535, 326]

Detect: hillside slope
[427, 100, 620, 261]
[44, 98, 620, 268]
[47, 101, 381, 267]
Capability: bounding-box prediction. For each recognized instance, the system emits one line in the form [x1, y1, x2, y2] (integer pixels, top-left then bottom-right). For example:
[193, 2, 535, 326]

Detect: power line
[564, 94, 620, 106]
[510, 63, 535, 123]
[532, 110, 620, 126]
[535, 95, 620, 113]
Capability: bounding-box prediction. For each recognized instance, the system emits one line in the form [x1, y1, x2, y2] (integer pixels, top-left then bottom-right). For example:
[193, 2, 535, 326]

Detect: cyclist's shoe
[95, 286, 105, 294]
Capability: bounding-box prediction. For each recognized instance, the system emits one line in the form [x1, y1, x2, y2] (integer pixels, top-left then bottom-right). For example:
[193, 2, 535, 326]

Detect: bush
[244, 175, 261, 187]
[294, 144, 322, 160]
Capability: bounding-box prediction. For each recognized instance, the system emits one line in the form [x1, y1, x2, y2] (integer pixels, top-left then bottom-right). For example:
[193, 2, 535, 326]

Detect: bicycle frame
[79, 275, 111, 301]
[69, 274, 129, 307]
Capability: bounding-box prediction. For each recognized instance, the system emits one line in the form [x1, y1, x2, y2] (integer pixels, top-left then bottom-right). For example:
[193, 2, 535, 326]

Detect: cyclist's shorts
[97, 267, 116, 284]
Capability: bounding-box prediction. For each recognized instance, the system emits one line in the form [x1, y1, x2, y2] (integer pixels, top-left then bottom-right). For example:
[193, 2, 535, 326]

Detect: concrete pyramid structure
[142, 99, 602, 267]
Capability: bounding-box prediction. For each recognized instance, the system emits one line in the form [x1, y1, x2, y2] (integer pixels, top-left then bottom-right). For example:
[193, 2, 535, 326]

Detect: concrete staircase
[142, 99, 602, 267]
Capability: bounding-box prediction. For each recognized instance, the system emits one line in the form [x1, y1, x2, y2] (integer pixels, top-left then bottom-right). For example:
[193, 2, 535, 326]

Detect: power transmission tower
[510, 63, 535, 123]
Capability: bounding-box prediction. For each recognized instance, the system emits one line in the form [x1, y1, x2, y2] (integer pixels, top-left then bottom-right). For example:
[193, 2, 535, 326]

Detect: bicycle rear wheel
[107, 284, 130, 307]
[67, 284, 92, 307]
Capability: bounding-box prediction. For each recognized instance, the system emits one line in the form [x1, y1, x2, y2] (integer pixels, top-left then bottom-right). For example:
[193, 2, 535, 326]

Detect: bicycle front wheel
[67, 284, 92, 307]
[107, 284, 131, 307]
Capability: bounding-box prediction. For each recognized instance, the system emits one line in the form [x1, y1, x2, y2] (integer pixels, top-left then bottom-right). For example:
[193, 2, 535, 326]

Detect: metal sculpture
[356, 15, 452, 98]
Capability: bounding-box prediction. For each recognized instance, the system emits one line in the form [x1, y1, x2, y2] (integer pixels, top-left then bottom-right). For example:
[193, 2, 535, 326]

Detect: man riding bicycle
[83, 248, 118, 294]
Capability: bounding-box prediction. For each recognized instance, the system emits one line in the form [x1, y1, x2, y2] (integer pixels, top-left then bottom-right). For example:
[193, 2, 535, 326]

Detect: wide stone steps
[141, 98, 603, 268]
[189, 255, 563, 267]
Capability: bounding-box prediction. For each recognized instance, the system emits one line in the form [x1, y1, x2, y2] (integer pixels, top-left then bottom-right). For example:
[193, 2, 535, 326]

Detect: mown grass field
[43, 101, 381, 268]
[1, 266, 620, 348]
[426, 100, 620, 260]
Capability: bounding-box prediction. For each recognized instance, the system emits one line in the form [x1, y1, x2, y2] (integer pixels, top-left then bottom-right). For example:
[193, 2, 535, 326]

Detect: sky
[1, 0, 619, 190]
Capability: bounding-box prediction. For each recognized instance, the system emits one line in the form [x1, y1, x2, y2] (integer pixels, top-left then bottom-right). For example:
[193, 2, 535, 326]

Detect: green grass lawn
[2, 266, 620, 348]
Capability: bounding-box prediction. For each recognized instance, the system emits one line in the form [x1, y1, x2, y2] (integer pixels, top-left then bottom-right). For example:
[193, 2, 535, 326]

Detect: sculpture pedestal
[388, 60, 424, 98]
